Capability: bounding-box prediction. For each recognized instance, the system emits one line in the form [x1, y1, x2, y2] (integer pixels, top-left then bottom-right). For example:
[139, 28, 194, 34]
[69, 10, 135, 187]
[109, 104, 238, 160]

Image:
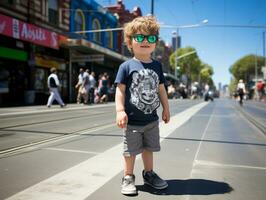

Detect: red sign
[0, 13, 58, 49]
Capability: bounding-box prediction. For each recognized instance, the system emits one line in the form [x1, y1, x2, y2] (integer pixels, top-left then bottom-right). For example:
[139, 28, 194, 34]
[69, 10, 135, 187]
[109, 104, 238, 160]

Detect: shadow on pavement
[136, 179, 233, 195]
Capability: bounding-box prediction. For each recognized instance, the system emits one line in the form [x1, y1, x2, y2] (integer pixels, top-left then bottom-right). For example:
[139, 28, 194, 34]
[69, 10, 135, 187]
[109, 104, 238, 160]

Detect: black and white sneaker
[121, 174, 137, 195]
[142, 170, 168, 189]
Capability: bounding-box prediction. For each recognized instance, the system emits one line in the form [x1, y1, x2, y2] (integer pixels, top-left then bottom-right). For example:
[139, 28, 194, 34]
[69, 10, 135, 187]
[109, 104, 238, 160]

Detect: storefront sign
[0, 13, 58, 49]
[0, 47, 28, 61]
[35, 56, 60, 68]
[71, 54, 104, 62]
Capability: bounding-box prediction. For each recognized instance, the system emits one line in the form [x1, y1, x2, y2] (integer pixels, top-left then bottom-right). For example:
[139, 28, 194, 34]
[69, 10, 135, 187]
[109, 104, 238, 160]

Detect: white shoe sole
[121, 189, 137, 195]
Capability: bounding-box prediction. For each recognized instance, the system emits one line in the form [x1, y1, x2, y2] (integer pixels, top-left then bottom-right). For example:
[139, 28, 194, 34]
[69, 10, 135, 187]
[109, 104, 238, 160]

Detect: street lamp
[166, 19, 209, 78]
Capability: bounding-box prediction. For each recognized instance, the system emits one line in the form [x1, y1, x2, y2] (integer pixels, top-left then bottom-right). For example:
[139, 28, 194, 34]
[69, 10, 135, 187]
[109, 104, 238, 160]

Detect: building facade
[61, 0, 129, 101]
[105, 0, 142, 55]
[0, 0, 70, 106]
[0, 0, 155, 106]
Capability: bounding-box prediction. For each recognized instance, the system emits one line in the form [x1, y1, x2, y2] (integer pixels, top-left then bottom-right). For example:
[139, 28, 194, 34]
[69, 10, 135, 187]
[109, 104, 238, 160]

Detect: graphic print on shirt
[130, 69, 160, 114]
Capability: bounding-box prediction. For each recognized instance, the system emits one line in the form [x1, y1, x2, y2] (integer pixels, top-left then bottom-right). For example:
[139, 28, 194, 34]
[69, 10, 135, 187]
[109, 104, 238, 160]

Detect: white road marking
[195, 160, 266, 170]
[0, 103, 115, 117]
[191, 107, 214, 170]
[44, 148, 99, 155]
[185, 105, 214, 200]
[0, 124, 116, 156]
[6, 102, 208, 200]
[194, 114, 236, 118]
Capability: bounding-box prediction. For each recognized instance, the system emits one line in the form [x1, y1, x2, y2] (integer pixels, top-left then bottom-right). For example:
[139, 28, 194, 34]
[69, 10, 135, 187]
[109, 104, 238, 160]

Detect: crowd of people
[46, 66, 115, 108]
[166, 81, 215, 101]
[45, 66, 265, 108]
[233, 79, 266, 104]
[75, 68, 115, 105]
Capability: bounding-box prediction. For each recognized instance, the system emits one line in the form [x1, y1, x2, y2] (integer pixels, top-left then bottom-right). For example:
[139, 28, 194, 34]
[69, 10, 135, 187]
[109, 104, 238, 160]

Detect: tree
[169, 46, 201, 85]
[229, 54, 264, 83]
[228, 78, 238, 94]
[200, 63, 214, 85]
[169, 46, 214, 86]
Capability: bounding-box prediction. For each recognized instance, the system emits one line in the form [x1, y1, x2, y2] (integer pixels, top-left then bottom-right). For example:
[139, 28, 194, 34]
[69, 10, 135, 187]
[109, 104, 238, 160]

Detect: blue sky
[96, 0, 266, 87]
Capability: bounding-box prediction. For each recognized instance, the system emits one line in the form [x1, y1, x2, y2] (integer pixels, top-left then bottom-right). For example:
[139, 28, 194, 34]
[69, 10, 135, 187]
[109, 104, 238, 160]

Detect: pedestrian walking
[115, 16, 170, 195]
[75, 68, 89, 104]
[237, 79, 246, 105]
[256, 79, 264, 101]
[88, 71, 96, 104]
[47, 67, 66, 108]
[99, 72, 109, 103]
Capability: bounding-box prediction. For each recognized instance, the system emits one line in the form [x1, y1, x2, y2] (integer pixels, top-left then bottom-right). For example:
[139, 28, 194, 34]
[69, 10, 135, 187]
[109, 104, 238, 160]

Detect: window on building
[105, 28, 113, 49]
[48, 0, 59, 25]
[75, 11, 83, 33]
[0, 0, 13, 5]
[92, 19, 101, 43]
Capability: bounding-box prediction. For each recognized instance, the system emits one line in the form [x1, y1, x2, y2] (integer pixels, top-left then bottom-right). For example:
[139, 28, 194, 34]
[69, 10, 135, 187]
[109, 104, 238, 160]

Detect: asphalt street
[0, 99, 265, 200]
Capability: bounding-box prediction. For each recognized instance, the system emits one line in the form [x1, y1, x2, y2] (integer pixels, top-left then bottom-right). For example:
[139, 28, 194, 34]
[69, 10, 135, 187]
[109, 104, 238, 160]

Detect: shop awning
[60, 38, 129, 62]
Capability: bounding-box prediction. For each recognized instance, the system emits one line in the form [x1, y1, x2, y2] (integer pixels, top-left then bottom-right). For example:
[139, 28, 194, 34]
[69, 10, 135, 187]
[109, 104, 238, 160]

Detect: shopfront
[61, 38, 128, 102]
[33, 54, 68, 104]
[0, 35, 29, 106]
[0, 13, 68, 106]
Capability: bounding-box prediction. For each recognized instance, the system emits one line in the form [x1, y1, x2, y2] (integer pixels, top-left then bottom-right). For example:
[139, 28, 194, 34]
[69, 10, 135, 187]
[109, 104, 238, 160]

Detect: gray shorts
[123, 120, 160, 156]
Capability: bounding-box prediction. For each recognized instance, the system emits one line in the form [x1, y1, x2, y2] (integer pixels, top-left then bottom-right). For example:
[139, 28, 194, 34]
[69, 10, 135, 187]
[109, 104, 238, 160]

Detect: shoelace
[123, 177, 133, 185]
[145, 171, 160, 182]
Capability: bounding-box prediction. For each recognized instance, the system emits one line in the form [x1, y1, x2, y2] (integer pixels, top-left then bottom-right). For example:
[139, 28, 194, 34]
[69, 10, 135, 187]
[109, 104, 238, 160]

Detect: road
[0, 99, 265, 200]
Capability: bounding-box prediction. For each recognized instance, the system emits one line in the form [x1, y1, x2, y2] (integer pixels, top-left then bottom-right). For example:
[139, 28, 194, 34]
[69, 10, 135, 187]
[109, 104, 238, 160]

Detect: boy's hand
[162, 109, 170, 124]
[116, 111, 128, 128]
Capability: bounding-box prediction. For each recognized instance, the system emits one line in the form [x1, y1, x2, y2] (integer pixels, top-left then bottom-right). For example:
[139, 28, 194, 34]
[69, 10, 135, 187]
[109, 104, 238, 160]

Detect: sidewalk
[0, 102, 115, 117]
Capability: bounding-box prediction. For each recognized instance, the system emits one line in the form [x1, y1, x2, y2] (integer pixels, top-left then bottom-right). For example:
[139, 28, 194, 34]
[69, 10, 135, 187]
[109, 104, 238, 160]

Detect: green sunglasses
[132, 34, 158, 44]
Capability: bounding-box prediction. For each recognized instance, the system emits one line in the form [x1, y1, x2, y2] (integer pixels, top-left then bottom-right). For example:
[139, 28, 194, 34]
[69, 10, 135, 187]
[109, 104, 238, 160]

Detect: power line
[72, 23, 266, 34]
[205, 24, 266, 29]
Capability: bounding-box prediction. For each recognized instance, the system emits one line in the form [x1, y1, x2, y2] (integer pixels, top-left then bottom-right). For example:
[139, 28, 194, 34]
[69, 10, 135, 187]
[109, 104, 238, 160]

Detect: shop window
[35, 68, 46, 90]
[20, 0, 28, 6]
[0, 0, 13, 5]
[48, 0, 59, 25]
[92, 19, 101, 43]
[75, 9, 85, 35]
[105, 27, 113, 49]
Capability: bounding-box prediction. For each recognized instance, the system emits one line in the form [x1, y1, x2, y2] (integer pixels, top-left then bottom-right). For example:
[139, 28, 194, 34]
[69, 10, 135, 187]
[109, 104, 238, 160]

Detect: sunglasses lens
[134, 35, 145, 43]
[147, 35, 157, 43]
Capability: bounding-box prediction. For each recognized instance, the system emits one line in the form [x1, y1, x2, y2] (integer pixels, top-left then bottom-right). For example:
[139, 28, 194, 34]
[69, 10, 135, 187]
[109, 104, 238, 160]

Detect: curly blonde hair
[123, 16, 160, 51]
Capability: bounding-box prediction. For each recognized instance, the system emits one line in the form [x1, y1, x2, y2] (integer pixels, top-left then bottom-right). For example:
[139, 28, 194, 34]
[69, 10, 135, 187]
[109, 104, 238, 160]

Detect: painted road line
[0, 124, 116, 156]
[195, 160, 266, 170]
[6, 102, 208, 200]
[44, 148, 100, 155]
[0, 103, 115, 117]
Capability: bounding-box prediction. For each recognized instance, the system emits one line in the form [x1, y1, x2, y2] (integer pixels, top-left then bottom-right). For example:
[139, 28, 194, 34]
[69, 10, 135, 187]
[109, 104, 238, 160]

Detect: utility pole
[255, 51, 258, 83]
[175, 28, 179, 78]
[151, 0, 154, 15]
[263, 31, 266, 68]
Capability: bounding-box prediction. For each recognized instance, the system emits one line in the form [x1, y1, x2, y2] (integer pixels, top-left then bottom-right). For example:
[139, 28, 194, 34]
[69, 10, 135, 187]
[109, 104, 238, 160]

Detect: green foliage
[169, 46, 214, 85]
[229, 78, 238, 94]
[200, 64, 214, 84]
[229, 54, 265, 82]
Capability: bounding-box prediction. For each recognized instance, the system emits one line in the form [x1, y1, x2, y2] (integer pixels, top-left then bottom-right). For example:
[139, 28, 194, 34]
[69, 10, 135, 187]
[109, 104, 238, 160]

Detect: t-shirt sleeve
[114, 63, 127, 85]
[158, 62, 166, 84]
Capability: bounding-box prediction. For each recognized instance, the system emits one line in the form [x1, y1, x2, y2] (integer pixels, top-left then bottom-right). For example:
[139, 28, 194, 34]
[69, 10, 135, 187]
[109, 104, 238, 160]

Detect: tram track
[235, 105, 266, 136]
[0, 122, 116, 158]
[0, 100, 201, 157]
[0, 111, 109, 130]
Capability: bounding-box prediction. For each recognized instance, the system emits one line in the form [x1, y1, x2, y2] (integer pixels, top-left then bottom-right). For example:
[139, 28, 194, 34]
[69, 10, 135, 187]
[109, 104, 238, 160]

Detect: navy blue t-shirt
[115, 58, 165, 125]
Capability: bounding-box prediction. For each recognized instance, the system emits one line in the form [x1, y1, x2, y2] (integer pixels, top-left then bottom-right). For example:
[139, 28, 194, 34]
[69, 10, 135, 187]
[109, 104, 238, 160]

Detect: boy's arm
[115, 84, 128, 128]
[158, 84, 170, 123]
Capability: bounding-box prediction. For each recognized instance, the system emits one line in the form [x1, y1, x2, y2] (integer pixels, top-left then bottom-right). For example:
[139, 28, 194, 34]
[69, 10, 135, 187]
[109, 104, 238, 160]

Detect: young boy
[115, 16, 170, 195]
